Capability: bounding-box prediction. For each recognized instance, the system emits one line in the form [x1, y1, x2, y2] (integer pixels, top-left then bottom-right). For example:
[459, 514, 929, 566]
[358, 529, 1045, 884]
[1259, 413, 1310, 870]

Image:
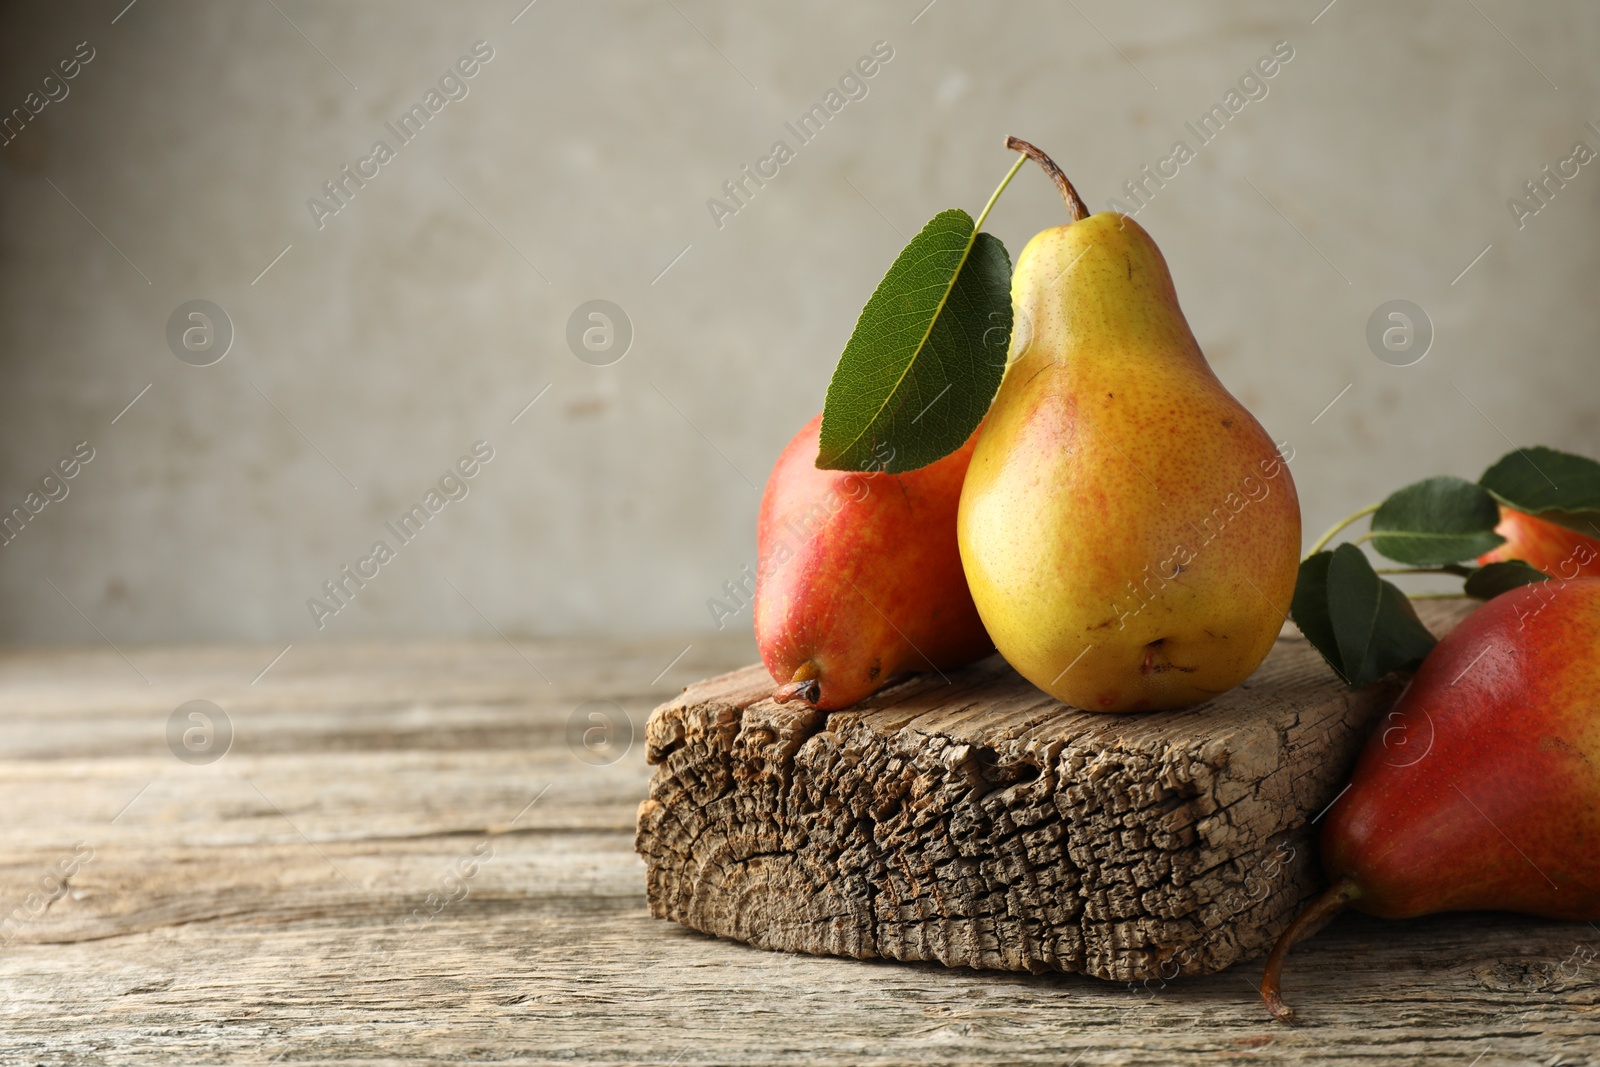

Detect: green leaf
[1479, 446, 1600, 539]
[1290, 552, 1345, 682]
[1464, 559, 1549, 600]
[816, 209, 1011, 474]
[1368, 476, 1504, 565]
[1325, 544, 1437, 688]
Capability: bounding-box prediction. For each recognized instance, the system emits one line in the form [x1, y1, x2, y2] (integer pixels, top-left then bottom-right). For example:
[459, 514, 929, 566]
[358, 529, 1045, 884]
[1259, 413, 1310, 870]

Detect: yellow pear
[957, 138, 1300, 712]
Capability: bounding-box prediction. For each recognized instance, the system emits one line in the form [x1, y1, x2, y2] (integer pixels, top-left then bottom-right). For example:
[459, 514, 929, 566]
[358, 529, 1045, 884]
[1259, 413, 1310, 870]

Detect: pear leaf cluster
[816, 209, 1011, 474]
[1295, 446, 1600, 688]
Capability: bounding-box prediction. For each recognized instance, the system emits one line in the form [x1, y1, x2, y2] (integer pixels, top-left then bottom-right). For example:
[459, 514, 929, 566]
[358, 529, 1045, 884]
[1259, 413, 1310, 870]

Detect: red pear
[1477, 505, 1600, 577]
[754, 414, 992, 711]
[1261, 578, 1600, 1021]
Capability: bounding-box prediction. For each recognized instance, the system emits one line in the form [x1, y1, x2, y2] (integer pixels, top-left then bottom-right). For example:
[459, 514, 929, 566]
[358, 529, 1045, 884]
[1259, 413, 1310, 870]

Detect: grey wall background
[0, 0, 1595, 647]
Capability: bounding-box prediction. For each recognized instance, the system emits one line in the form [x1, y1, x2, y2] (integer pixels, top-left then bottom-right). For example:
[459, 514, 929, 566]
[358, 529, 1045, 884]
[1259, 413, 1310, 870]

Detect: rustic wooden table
[1, 635, 1595, 1065]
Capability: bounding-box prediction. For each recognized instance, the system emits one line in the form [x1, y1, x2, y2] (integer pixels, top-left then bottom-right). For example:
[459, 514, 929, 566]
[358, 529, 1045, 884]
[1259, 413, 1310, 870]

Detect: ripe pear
[957, 139, 1300, 712]
[1477, 506, 1600, 577]
[754, 414, 992, 711]
[1261, 577, 1600, 1022]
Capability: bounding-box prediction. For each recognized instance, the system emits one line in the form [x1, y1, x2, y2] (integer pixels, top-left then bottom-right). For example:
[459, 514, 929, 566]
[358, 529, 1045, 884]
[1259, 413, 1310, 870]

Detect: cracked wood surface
[0, 620, 1595, 1066]
[639, 610, 1495, 982]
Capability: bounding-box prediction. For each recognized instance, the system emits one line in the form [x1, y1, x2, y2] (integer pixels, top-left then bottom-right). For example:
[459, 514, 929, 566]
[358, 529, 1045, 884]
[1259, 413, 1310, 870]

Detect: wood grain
[637, 605, 1483, 981]
[0, 623, 1595, 1065]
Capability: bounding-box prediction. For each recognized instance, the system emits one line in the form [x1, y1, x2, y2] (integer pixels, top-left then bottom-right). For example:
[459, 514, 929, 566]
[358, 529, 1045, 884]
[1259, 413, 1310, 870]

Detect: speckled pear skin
[1478, 506, 1600, 577]
[754, 414, 993, 711]
[957, 212, 1300, 712]
[1321, 578, 1600, 920]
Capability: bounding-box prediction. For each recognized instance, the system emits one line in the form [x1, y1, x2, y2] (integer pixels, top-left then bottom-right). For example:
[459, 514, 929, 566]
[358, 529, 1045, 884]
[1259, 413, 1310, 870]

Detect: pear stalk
[1259, 875, 1361, 1022]
[1003, 136, 1089, 221]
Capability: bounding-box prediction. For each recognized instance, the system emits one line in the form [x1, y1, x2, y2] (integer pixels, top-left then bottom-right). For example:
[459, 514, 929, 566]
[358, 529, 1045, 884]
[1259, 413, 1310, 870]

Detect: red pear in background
[1261, 577, 1600, 1022]
[754, 414, 992, 711]
[1477, 505, 1600, 576]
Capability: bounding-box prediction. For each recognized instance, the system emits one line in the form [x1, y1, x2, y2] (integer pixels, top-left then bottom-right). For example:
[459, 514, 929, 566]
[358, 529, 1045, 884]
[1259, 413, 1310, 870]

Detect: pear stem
[1259, 875, 1360, 1023]
[1004, 136, 1089, 222]
[1305, 503, 1380, 558]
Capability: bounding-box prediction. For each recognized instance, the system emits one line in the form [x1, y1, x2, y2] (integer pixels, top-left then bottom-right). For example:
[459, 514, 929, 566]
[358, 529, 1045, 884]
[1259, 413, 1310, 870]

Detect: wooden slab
[636, 603, 1476, 981]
